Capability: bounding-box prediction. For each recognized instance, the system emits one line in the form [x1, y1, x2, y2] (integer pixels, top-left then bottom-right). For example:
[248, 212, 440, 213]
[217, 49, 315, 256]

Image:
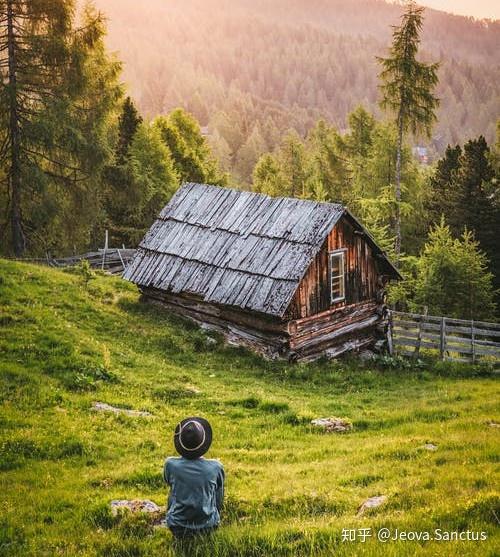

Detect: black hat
[174, 417, 212, 459]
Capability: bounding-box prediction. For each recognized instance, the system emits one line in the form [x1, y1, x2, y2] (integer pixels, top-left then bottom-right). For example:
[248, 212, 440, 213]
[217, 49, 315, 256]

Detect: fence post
[439, 317, 446, 360]
[387, 310, 394, 355]
[101, 229, 109, 271]
[471, 319, 476, 364]
[413, 306, 427, 359]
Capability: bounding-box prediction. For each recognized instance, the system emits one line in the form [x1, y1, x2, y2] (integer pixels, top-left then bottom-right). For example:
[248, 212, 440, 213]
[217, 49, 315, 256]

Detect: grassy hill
[0, 259, 498, 556]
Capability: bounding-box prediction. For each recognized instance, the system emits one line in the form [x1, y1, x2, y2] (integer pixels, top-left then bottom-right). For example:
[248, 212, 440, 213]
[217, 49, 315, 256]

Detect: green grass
[0, 259, 499, 556]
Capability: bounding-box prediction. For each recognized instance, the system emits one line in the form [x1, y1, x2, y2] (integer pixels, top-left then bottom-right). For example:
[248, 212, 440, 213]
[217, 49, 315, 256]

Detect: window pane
[331, 277, 342, 297]
[330, 251, 345, 301]
[331, 255, 340, 275]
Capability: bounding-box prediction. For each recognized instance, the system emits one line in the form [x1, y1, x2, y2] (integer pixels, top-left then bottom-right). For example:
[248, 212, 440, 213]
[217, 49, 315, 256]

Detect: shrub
[228, 396, 261, 409]
[259, 401, 289, 414]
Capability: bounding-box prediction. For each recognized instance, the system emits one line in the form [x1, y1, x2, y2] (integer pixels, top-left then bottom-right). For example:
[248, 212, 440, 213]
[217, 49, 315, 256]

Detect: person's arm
[163, 458, 171, 485]
[215, 464, 225, 512]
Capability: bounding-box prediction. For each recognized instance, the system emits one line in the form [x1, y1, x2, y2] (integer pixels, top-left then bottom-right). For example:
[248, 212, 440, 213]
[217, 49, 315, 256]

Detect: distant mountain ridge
[93, 0, 499, 164]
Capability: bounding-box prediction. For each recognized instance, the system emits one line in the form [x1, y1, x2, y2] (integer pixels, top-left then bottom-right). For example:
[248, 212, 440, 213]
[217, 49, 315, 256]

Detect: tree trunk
[394, 112, 403, 262]
[7, 0, 24, 256]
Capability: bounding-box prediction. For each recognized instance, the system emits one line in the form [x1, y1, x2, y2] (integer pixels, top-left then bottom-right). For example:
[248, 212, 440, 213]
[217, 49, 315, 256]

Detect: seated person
[163, 417, 224, 538]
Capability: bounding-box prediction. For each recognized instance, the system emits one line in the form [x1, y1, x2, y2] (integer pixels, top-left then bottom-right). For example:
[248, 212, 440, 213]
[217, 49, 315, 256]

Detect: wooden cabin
[124, 183, 401, 361]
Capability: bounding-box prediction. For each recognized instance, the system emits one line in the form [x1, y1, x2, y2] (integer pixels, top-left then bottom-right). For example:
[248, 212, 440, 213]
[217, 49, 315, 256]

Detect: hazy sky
[417, 1, 499, 20]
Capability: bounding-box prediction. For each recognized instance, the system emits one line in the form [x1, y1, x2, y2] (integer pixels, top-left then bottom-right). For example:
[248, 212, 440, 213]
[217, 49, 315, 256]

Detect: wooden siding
[286, 216, 380, 319]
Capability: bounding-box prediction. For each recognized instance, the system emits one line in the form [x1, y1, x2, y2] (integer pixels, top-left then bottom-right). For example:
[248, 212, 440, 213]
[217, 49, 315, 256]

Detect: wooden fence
[6, 231, 136, 275]
[49, 248, 136, 275]
[391, 310, 500, 364]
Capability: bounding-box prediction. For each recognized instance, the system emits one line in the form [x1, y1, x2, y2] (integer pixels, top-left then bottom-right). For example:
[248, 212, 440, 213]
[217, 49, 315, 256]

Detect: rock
[486, 420, 500, 428]
[311, 417, 353, 433]
[186, 386, 202, 394]
[359, 349, 376, 361]
[110, 499, 164, 516]
[92, 402, 153, 417]
[373, 339, 386, 353]
[423, 443, 438, 451]
[357, 495, 388, 515]
[205, 336, 218, 347]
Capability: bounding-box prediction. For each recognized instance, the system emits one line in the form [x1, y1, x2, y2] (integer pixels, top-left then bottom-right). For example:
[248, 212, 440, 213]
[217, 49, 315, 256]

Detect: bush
[259, 401, 289, 414]
[228, 396, 261, 409]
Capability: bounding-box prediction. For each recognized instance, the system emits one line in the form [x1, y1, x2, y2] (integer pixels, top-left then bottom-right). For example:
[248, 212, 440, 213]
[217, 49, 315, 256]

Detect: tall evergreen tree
[253, 153, 282, 196]
[127, 123, 178, 236]
[414, 219, 496, 320]
[428, 144, 461, 225]
[454, 136, 500, 296]
[378, 1, 439, 260]
[154, 109, 226, 186]
[0, 0, 121, 255]
[116, 96, 142, 164]
[234, 125, 267, 184]
[306, 120, 351, 204]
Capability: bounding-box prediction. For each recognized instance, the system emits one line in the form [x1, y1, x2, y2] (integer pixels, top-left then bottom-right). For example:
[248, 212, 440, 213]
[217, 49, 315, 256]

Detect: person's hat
[174, 417, 212, 459]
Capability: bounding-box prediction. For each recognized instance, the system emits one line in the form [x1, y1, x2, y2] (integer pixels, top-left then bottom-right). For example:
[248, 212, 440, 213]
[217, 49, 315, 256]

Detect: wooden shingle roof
[124, 183, 398, 317]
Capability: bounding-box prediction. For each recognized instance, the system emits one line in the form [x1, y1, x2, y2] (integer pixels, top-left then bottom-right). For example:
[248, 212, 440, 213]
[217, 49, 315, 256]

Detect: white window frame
[329, 249, 346, 304]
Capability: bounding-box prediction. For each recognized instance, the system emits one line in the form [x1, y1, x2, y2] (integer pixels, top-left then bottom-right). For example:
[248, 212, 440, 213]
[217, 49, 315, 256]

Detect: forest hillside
[93, 0, 499, 155]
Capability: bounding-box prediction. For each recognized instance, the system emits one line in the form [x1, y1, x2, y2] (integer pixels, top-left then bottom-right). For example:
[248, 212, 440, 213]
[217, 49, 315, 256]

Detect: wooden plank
[445, 355, 471, 363]
[393, 312, 500, 331]
[440, 317, 446, 361]
[290, 314, 380, 351]
[474, 344, 500, 357]
[471, 320, 476, 364]
[446, 317, 500, 330]
[392, 311, 442, 323]
[393, 337, 439, 349]
[446, 324, 500, 337]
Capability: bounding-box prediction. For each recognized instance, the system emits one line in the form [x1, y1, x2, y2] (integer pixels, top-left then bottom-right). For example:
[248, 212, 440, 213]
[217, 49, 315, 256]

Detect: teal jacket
[163, 456, 225, 530]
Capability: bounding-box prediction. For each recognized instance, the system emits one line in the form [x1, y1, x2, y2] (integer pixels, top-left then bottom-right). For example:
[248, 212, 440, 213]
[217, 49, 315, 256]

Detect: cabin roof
[124, 183, 400, 317]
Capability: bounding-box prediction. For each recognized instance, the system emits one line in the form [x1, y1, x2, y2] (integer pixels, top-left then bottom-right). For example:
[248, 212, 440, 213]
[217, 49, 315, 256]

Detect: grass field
[0, 259, 499, 557]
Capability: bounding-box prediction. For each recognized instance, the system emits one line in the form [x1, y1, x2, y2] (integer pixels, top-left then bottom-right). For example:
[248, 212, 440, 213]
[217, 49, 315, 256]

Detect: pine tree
[127, 123, 178, 236]
[278, 130, 310, 198]
[306, 120, 351, 204]
[428, 144, 461, 225]
[414, 218, 496, 320]
[154, 109, 227, 186]
[454, 136, 500, 296]
[0, 0, 121, 255]
[234, 125, 267, 184]
[116, 96, 142, 164]
[378, 1, 439, 260]
[252, 153, 282, 196]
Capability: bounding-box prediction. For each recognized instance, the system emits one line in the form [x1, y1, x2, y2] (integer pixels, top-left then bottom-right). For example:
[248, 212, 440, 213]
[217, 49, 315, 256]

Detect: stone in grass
[423, 443, 438, 451]
[92, 402, 153, 417]
[357, 495, 388, 516]
[110, 499, 166, 526]
[486, 420, 500, 428]
[311, 417, 353, 433]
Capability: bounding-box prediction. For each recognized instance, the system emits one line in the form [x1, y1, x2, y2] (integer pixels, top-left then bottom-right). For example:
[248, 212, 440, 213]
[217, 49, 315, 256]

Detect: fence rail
[7, 248, 136, 275]
[5, 230, 136, 275]
[391, 311, 500, 364]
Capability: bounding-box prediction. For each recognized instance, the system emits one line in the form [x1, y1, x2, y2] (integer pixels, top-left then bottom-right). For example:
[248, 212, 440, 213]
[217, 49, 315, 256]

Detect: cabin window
[329, 250, 346, 303]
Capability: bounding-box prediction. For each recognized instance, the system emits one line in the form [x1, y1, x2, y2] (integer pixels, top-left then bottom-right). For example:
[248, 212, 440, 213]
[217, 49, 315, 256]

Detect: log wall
[286, 216, 380, 320]
[141, 290, 386, 363]
[141, 288, 289, 359]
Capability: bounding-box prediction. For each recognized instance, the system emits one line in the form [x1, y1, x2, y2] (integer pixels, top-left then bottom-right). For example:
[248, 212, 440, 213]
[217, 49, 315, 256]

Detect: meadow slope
[0, 259, 498, 556]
